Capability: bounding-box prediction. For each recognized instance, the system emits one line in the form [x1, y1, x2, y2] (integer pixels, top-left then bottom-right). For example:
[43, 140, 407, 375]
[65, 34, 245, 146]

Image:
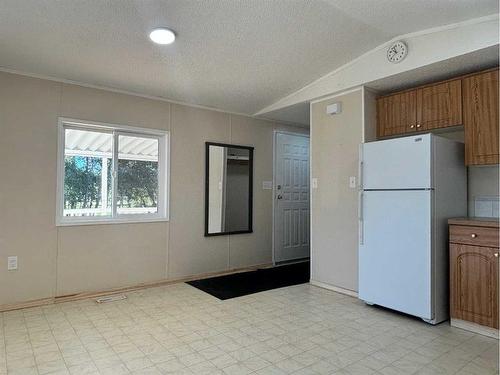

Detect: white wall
[310, 89, 363, 292]
[0, 71, 307, 306]
[363, 88, 377, 143]
[468, 166, 499, 216]
[436, 130, 499, 216]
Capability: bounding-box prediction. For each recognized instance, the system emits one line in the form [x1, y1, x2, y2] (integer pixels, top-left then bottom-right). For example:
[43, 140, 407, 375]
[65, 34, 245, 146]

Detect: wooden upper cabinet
[416, 79, 462, 131]
[377, 78, 462, 137]
[463, 69, 499, 165]
[376, 68, 499, 165]
[450, 243, 499, 329]
[377, 90, 416, 137]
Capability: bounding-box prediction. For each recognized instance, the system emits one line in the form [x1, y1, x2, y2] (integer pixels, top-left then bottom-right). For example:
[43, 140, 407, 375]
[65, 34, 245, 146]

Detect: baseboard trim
[0, 262, 273, 312]
[0, 297, 55, 312]
[310, 279, 358, 298]
[275, 258, 310, 266]
[451, 318, 499, 339]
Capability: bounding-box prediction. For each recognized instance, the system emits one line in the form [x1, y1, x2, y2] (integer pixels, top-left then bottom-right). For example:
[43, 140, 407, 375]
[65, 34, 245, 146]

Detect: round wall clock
[387, 41, 408, 63]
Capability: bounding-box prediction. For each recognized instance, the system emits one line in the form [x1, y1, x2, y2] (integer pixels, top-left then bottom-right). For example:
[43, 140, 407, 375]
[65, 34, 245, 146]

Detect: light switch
[262, 181, 273, 190]
[349, 176, 356, 189]
[311, 178, 318, 189]
[7, 256, 17, 271]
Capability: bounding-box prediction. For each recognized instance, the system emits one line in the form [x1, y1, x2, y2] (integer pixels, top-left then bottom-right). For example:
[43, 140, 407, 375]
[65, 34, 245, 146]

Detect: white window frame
[56, 117, 170, 226]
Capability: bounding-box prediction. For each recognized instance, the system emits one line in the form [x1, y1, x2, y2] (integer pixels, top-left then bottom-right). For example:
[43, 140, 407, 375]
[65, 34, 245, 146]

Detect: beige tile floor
[0, 282, 498, 375]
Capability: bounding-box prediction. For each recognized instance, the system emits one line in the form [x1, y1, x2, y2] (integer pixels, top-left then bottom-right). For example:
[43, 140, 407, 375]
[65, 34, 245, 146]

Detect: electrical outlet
[7, 256, 17, 271]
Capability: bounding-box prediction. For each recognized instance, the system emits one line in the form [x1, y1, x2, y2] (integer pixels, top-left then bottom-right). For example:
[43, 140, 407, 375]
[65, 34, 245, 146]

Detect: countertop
[448, 217, 499, 228]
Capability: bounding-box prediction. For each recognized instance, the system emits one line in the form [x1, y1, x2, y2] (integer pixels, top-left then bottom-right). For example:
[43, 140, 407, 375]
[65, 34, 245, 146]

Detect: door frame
[272, 130, 311, 265]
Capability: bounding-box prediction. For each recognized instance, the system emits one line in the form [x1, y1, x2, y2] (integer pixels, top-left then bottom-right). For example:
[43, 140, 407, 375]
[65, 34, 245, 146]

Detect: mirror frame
[205, 142, 254, 237]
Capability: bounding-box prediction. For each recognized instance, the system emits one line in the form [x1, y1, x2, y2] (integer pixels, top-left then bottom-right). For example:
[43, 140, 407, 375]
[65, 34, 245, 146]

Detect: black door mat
[187, 261, 310, 300]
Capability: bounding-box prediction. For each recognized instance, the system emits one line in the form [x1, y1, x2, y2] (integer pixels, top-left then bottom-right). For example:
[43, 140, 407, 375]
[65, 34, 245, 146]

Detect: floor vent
[95, 294, 127, 304]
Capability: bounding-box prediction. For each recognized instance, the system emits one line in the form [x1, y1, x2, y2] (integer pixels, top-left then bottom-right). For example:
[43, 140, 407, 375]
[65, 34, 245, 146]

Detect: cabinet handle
[471, 233, 477, 238]
[416, 124, 421, 128]
[410, 125, 415, 129]
[494, 253, 499, 258]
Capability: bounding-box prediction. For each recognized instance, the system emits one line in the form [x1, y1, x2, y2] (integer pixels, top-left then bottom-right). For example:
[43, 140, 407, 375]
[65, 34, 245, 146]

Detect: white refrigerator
[358, 134, 466, 324]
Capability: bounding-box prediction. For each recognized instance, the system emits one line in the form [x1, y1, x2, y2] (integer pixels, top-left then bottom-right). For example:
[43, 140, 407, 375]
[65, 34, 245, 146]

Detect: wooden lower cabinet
[450, 244, 498, 328]
[449, 220, 499, 333]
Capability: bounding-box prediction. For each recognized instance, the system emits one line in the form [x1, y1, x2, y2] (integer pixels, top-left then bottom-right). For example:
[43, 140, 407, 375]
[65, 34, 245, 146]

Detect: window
[56, 118, 169, 225]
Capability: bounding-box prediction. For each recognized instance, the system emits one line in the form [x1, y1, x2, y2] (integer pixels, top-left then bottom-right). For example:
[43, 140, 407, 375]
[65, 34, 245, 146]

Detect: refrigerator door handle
[358, 191, 364, 245]
[358, 144, 363, 189]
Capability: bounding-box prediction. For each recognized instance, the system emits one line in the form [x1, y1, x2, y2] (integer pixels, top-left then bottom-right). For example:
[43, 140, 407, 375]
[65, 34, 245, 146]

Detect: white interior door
[359, 190, 432, 320]
[274, 132, 310, 263]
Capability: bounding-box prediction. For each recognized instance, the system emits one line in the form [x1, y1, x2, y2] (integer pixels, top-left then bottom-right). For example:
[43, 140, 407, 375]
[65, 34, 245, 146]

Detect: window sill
[56, 217, 169, 227]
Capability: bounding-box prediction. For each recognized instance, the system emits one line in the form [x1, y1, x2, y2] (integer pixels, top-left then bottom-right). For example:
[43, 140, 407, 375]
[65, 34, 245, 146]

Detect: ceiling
[0, 0, 497, 125]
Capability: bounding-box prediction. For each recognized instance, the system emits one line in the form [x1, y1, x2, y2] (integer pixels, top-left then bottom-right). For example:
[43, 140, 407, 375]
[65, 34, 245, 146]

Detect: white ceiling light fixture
[149, 28, 176, 45]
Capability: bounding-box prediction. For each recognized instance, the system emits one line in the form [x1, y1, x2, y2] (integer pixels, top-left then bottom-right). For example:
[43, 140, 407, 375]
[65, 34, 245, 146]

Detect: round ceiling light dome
[149, 28, 176, 45]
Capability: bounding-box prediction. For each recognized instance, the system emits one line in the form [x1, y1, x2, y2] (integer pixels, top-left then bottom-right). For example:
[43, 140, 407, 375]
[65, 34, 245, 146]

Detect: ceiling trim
[0, 66, 305, 128]
[255, 14, 499, 116]
[309, 86, 363, 104]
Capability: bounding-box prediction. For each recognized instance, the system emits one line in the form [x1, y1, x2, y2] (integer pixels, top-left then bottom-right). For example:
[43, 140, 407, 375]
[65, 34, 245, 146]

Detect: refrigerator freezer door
[359, 190, 432, 320]
[362, 134, 431, 190]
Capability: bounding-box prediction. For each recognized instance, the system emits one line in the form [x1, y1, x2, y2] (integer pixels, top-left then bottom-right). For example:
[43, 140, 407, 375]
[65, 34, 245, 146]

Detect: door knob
[471, 233, 477, 238]
[277, 195, 283, 200]
[494, 253, 499, 258]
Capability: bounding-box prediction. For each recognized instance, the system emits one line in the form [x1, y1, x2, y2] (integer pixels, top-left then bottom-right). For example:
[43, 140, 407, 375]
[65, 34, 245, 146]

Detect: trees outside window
[57, 119, 168, 225]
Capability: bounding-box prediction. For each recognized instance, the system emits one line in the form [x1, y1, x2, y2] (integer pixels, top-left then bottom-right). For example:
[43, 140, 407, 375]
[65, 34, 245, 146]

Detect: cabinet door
[450, 243, 499, 329]
[463, 70, 499, 165]
[416, 79, 462, 131]
[377, 90, 416, 137]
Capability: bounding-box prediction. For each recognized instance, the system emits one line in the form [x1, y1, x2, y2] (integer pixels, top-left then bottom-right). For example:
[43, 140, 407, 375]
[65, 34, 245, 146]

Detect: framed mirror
[205, 142, 253, 236]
